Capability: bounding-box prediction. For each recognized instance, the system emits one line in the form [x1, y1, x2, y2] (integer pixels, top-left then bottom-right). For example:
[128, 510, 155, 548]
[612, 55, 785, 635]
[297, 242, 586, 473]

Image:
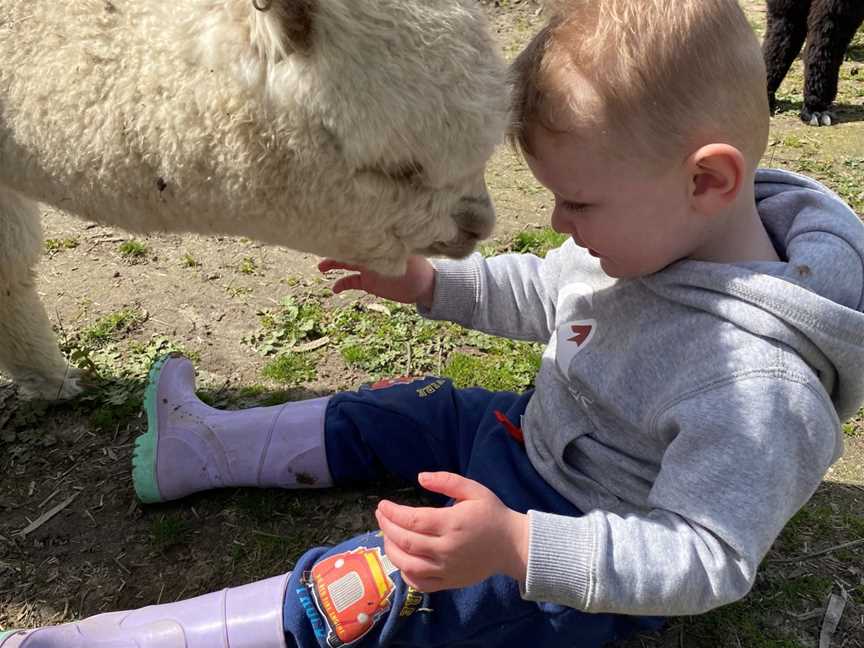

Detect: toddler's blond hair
[511, 0, 770, 170]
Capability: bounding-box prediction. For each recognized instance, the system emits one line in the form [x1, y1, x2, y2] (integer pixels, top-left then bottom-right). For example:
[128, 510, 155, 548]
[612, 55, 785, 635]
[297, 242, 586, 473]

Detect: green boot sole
[131, 353, 176, 504]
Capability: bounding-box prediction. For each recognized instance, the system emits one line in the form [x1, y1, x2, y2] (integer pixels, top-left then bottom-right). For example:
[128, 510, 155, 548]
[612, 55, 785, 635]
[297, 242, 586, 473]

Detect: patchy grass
[238, 256, 258, 275]
[844, 409, 864, 437]
[44, 237, 79, 254]
[482, 225, 568, 258]
[781, 157, 864, 214]
[504, 227, 568, 256]
[241, 295, 545, 390]
[80, 307, 147, 347]
[331, 303, 455, 377]
[118, 239, 148, 261]
[181, 253, 200, 268]
[261, 353, 317, 385]
[444, 332, 543, 392]
[243, 296, 327, 357]
[444, 349, 541, 392]
[226, 285, 254, 297]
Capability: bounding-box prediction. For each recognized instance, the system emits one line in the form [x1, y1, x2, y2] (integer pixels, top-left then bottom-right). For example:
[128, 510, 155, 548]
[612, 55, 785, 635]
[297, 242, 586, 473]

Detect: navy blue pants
[282, 377, 662, 647]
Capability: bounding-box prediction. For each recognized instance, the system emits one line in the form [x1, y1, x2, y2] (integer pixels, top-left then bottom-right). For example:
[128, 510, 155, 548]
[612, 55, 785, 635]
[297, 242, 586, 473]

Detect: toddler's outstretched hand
[375, 472, 529, 592]
[318, 256, 436, 309]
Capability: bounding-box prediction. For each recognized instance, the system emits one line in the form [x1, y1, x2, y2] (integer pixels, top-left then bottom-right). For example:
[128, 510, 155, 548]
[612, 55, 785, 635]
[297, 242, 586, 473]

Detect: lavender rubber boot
[0, 573, 290, 648]
[133, 353, 333, 503]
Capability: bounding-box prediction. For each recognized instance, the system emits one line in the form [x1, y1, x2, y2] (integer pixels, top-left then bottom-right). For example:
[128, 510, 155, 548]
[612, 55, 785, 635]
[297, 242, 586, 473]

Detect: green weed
[332, 303, 456, 377]
[44, 237, 79, 254]
[444, 343, 542, 392]
[262, 353, 317, 385]
[243, 296, 326, 356]
[505, 227, 568, 257]
[843, 409, 863, 437]
[118, 239, 148, 260]
[239, 257, 257, 275]
[82, 307, 147, 347]
[227, 286, 254, 297]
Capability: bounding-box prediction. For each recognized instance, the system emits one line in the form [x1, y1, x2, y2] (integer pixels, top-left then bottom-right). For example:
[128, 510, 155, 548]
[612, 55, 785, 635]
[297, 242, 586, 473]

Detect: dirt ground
[2, 1, 864, 646]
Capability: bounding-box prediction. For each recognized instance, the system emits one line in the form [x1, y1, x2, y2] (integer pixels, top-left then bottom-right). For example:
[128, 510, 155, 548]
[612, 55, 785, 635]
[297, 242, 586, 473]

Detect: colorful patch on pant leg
[415, 379, 446, 398]
[362, 376, 427, 391]
[494, 410, 524, 444]
[399, 586, 425, 618]
[305, 546, 399, 647]
[296, 587, 328, 642]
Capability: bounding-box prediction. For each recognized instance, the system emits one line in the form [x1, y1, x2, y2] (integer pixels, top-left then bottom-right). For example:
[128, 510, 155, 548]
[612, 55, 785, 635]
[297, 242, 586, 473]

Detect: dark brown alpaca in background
[763, 0, 864, 126]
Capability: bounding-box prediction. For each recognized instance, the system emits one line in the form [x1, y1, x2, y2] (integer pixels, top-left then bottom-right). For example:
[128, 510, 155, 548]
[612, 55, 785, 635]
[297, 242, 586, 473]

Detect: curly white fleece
[0, 0, 508, 398]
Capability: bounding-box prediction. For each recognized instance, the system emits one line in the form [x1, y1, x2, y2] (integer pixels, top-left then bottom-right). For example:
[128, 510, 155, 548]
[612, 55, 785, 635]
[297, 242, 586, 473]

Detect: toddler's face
[524, 125, 710, 279]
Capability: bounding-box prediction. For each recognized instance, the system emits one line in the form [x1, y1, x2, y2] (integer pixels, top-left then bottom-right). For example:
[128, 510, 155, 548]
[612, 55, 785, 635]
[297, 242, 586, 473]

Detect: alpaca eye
[356, 162, 425, 185]
[384, 162, 425, 183]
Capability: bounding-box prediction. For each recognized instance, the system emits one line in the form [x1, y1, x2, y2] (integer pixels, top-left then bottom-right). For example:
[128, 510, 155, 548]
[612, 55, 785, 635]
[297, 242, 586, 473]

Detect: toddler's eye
[560, 200, 590, 213]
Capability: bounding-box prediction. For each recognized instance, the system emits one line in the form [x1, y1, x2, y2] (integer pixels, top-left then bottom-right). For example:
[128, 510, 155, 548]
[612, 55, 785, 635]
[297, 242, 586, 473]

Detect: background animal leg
[801, 0, 864, 124]
[763, 0, 813, 113]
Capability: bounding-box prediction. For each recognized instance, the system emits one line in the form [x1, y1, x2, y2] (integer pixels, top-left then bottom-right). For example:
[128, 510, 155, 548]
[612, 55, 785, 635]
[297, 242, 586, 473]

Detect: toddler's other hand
[318, 255, 435, 309]
[375, 472, 529, 592]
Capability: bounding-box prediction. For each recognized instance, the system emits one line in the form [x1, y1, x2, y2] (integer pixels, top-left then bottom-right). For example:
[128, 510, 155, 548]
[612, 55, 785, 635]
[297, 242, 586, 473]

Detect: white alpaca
[0, 0, 509, 399]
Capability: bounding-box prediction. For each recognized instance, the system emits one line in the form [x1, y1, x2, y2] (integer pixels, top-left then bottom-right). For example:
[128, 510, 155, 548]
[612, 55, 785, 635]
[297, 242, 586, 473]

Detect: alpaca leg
[0, 188, 82, 399]
[763, 0, 812, 113]
[801, 0, 864, 125]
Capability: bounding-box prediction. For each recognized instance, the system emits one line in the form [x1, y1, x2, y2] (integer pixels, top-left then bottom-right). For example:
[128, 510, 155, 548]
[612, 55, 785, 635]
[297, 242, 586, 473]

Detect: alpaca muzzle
[422, 194, 495, 258]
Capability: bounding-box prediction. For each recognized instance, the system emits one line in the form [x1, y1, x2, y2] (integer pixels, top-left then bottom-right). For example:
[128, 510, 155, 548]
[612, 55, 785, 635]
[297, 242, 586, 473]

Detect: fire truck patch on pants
[303, 546, 399, 647]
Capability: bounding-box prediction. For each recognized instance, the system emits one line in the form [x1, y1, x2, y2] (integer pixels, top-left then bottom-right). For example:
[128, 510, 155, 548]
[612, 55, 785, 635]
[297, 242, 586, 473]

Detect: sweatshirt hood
[644, 168, 864, 420]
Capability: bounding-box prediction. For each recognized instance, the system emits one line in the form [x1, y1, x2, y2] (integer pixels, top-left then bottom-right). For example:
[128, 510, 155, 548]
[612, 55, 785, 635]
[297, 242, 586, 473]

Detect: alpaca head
[186, 0, 509, 274]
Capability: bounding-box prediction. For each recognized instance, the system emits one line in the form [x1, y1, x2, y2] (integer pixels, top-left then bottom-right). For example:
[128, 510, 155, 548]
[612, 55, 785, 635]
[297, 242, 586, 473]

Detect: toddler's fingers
[402, 576, 445, 594]
[377, 499, 445, 536]
[418, 471, 489, 502]
[375, 509, 438, 559]
[331, 274, 364, 294]
[318, 258, 363, 273]
[381, 536, 443, 587]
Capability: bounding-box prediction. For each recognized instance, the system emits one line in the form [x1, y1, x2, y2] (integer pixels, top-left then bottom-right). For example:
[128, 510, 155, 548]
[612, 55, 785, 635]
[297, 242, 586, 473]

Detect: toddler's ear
[688, 144, 745, 216]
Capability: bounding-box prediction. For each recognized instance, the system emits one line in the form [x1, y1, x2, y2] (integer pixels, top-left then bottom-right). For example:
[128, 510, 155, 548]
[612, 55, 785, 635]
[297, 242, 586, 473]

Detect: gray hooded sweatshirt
[423, 169, 864, 616]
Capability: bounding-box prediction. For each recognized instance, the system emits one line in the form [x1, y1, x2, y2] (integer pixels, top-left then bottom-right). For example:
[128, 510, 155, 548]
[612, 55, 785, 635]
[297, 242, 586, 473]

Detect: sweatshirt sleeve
[419, 249, 564, 342]
[522, 373, 841, 615]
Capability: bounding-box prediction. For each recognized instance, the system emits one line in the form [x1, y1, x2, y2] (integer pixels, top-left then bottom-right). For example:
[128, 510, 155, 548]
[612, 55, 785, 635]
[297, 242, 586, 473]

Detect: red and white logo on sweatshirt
[556, 319, 596, 373]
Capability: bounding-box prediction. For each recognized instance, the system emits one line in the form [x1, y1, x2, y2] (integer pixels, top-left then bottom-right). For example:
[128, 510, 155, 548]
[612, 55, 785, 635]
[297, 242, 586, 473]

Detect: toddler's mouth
[573, 235, 600, 258]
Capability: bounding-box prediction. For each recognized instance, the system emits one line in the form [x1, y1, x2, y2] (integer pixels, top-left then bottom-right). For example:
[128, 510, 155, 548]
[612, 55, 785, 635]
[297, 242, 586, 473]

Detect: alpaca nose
[422, 192, 495, 259]
[452, 193, 495, 241]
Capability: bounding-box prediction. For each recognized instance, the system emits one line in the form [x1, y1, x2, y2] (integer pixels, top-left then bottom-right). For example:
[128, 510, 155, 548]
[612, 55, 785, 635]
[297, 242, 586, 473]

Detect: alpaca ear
[252, 0, 315, 58]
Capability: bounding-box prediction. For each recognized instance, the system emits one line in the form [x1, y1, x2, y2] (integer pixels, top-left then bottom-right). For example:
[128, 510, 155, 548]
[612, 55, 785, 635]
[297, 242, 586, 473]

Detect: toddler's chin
[598, 258, 640, 280]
